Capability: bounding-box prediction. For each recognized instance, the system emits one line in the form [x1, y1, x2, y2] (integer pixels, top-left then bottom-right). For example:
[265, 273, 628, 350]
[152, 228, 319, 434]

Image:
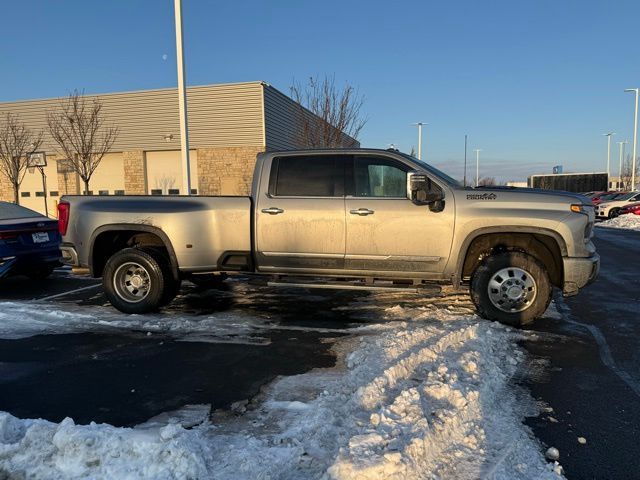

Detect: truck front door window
[354, 157, 407, 198]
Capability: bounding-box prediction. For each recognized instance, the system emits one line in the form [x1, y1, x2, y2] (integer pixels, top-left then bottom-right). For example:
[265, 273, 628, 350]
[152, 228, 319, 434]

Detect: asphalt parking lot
[1, 228, 639, 479]
[0, 272, 365, 426]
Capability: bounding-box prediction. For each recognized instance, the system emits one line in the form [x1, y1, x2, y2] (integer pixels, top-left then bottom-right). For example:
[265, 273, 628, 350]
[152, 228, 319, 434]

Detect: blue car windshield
[0, 202, 42, 221]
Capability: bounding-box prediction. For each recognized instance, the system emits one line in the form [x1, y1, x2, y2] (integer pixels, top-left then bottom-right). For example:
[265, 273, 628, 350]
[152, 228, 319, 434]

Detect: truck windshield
[397, 153, 462, 187]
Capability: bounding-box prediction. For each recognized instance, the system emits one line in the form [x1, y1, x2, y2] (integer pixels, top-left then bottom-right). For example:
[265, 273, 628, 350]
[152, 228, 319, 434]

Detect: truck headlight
[571, 204, 593, 215]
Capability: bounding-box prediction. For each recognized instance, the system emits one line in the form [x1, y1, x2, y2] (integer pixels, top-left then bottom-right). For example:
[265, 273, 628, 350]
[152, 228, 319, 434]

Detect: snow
[0, 293, 562, 479]
[0, 301, 269, 344]
[596, 214, 640, 231]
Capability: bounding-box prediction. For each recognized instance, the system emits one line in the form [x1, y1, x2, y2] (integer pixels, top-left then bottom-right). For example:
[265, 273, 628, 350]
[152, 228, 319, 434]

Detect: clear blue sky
[1, 0, 639, 181]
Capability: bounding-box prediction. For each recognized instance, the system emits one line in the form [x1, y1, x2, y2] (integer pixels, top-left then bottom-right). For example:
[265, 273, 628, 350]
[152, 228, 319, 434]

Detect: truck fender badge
[466, 193, 497, 200]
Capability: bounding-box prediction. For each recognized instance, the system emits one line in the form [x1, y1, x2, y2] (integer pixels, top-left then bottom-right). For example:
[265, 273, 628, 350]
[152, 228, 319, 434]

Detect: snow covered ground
[596, 214, 640, 231]
[0, 293, 563, 479]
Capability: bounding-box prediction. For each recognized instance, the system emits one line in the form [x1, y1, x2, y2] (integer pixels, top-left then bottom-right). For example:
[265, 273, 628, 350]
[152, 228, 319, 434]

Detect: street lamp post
[463, 135, 468, 187]
[174, 0, 192, 195]
[624, 88, 639, 190]
[412, 122, 427, 160]
[618, 140, 627, 191]
[474, 149, 481, 186]
[604, 133, 615, 184]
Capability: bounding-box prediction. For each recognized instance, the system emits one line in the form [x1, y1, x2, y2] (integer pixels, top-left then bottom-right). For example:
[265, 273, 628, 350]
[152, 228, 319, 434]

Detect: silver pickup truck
[58, 148, 599, 326]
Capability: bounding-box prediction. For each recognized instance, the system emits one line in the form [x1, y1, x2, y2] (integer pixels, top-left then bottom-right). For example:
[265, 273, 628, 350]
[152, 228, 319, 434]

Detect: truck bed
[62, 195, 252, 272]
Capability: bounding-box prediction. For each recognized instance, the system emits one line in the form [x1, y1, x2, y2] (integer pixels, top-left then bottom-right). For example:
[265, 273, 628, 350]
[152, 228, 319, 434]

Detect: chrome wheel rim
[113, 262, 151, 303]
[487, 267, 537, 313]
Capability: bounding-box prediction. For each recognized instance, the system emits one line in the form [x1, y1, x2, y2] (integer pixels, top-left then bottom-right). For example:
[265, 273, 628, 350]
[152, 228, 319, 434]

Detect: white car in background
[596, 191, 640, 218]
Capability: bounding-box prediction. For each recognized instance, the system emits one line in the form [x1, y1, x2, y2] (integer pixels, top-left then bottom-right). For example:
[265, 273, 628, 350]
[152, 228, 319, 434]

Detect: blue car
[0, 202, 61, 280]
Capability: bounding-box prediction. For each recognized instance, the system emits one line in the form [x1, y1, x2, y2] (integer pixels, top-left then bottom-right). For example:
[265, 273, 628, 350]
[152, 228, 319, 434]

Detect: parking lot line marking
[556, 296, 640, 399]
[37, 283, 101, 302]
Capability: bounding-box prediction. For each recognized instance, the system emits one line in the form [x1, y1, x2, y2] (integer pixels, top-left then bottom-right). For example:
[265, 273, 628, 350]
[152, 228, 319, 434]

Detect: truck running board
[267, 279, 425, 293]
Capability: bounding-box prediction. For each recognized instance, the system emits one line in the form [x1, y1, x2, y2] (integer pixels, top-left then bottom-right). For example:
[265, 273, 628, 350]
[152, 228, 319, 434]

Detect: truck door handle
[261, 207, 284, 215]
[349, 208, 374, 216]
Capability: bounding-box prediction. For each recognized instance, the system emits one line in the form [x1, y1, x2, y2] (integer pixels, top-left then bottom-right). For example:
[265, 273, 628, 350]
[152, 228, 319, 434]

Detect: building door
[344, 155, 455, 274]
[255, 154, 346, 272]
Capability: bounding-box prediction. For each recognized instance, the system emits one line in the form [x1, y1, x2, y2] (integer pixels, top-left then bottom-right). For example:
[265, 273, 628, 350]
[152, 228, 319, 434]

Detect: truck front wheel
[470, 252, 552, 327]
[103, 248, 166, 314]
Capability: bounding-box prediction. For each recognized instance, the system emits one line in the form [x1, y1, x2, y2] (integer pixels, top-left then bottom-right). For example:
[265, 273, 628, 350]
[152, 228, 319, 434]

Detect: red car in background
[592, 191, 627, 205]
[618, 202, 640, 216]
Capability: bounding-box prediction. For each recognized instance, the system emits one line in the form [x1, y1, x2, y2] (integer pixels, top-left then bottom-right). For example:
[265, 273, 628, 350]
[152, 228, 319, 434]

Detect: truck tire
[470, 252, 552, 327]
[138, 248, 181, 307]
[103, 248, 166, 314]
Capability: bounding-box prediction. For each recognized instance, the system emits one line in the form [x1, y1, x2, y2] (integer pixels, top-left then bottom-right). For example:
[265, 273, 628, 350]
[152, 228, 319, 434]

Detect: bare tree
[0, 113, 43, 204]
[477, 176, 497, 186]
[290, 76, 366, 148]
[620, 154, 639, 190]
[47, 90, 118, 194]
[155, 175, 176, 195]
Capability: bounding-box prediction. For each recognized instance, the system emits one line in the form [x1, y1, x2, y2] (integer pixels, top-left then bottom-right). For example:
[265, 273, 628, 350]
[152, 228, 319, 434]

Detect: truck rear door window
[271, 155, 344, 197]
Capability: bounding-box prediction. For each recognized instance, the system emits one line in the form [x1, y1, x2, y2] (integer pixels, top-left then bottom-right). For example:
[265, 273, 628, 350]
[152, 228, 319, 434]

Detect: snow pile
[0, 301, 267, 344]
[596, 214, 640, 231]
[0, 412, 211, 480]
[0, 301, 560, 479]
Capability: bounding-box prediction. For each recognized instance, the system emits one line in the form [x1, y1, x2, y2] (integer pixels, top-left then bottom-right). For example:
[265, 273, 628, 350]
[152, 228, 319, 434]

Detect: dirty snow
[0, 301, 273, 345]
[596, 214, 640, 231]
[0, 294, 562, 479]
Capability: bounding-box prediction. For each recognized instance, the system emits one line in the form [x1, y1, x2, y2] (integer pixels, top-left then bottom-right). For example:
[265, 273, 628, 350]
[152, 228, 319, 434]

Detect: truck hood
[459, 187, 589, 205]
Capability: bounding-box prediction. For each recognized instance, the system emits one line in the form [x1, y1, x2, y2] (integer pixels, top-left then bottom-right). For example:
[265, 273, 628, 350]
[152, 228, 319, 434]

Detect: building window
[168, 189, 179, 195]
[49, 191, 59, 197]
[99, 190, 109, 196]
[114, 190, 125, 196]
[21, 192, 30, 198]
[151, 189, 162, 195]
[190, 188, 198, 195]
[35, 191, 45, 197]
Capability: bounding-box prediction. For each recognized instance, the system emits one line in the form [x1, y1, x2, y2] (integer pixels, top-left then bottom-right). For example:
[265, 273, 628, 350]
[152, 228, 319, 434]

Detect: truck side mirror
[408, 172, 444, 206]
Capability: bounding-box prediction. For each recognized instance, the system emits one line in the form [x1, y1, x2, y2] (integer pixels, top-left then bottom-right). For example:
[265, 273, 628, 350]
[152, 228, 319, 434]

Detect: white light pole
[625, 88, 639, 190]
[474, 149, 481, 186]
[174, 0, 192, 195]
[618, 140, 627, 191]
[604, 132, 615, 180]
[412, 122, 427, 160]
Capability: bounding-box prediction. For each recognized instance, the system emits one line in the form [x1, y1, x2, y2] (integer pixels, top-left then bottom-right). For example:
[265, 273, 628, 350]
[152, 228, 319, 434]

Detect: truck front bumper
[563, 253, 600, 296]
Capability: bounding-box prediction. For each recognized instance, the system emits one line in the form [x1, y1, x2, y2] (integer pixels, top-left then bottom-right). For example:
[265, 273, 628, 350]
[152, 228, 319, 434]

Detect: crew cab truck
[58, 149, 600, 326]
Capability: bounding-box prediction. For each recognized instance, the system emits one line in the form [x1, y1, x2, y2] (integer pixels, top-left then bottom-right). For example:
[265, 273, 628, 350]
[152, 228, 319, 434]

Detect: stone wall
[123, 150, 147, 194]
[0, 174, 14, 203]
[196, 146, 264, 196]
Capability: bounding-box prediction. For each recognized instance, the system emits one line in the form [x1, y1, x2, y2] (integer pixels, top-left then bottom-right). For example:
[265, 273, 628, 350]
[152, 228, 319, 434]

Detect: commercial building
[0, 81, 358, 215]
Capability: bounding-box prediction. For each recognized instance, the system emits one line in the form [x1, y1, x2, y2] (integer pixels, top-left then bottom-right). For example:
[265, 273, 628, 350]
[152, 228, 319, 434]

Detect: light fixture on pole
[624, 88, 639, 190]
[412, 122, 427, 160]
[474, 149, 481, 187]
[27, 152, 48, 217]
[174, 0, 192, 195]
[618, 140, 627, 191]
[603, 132, 615, 180]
